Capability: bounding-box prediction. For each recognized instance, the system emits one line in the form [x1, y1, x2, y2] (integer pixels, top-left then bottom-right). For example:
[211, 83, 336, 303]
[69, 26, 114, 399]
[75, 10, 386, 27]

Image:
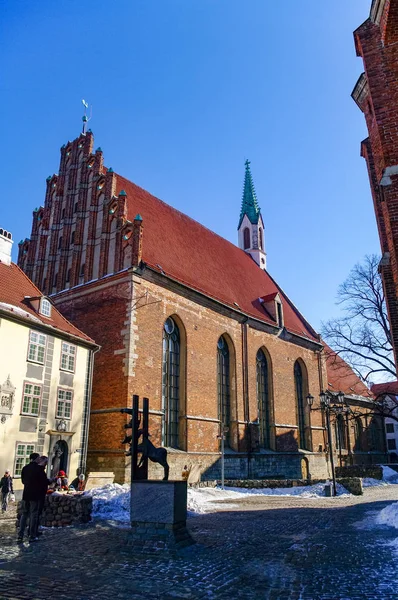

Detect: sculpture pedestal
[129, 481, 194, 554]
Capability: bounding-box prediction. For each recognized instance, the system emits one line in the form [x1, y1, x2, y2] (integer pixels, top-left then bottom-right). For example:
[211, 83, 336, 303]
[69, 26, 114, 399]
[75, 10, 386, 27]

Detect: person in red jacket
[54, 470, 69, 491]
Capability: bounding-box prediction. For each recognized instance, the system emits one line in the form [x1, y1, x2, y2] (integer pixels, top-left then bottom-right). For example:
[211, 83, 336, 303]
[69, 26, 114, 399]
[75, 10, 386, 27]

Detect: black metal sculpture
[121, 395, 169, 481]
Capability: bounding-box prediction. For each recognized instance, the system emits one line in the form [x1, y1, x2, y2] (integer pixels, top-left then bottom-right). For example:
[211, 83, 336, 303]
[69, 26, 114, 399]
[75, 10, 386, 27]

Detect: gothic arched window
[243, 227, 250, 250]
[256, 349, 271, 448]
[335, 415, 347, 450]
[354, 418, 363, 451]
[217, 335, 231, 447]
[294, 360, 311, 451]
[162, 317, 180, 448]
[369, 417, 385, 452]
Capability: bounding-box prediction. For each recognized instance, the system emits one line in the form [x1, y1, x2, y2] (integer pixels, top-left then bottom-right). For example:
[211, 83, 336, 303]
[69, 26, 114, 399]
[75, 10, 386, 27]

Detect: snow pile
[382, 466, 398, 483]
[187, 482, 349, 513]
[363, 466, 398, 488]
[86, 483, 130, 522]
[376, 502, 398, 530]
[84, 481, 350, 522]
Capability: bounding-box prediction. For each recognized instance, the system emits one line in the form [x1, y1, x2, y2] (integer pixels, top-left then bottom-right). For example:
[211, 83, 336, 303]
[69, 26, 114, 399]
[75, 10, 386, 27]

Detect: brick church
[18, 128, 379, 482]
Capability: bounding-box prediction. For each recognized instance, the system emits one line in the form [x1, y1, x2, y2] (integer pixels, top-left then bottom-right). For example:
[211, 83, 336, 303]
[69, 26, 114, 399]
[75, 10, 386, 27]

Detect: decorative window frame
[56, 388, 73, 420]
[27, 330, 47, 365]
[39, 297, 52, 318]
[20, 381, 42, 417]
[14, 442, 36, 477]
[60, 342, 77, 373]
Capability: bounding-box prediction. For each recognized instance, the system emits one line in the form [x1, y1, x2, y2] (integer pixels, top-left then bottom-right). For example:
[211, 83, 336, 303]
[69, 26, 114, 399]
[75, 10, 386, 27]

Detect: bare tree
[322, 254, 396, 383]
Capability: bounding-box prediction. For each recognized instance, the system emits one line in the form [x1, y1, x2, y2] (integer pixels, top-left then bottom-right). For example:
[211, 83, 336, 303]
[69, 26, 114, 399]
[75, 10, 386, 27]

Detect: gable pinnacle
[238, 159, 261, 229]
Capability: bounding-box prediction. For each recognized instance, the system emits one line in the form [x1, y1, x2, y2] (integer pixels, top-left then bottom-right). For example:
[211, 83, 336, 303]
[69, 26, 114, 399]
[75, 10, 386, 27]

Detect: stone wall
[18, 494, 92, 528]
[335, 465, 383, 480]
[145, 451, 329, 482]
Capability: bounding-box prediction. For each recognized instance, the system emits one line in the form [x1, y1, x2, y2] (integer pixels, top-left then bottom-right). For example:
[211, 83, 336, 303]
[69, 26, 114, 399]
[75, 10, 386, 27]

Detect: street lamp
[306, 390, 348, 497]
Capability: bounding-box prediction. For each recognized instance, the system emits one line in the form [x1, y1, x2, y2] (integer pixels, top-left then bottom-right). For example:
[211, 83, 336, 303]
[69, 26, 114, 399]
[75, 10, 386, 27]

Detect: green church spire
[238, 159, 261, 229]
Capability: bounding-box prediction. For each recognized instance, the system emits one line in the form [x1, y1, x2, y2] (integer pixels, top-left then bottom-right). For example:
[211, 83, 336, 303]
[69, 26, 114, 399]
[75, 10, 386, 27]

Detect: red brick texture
[354, 1, 398, 366]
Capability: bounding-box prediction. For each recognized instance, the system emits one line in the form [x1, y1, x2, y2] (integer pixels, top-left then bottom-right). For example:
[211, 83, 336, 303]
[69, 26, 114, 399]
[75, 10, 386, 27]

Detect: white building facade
[0, 228, 98, 493]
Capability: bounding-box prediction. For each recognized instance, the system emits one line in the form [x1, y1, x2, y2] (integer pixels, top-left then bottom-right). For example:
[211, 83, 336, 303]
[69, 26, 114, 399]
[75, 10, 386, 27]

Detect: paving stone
[1, 487, 398, 598]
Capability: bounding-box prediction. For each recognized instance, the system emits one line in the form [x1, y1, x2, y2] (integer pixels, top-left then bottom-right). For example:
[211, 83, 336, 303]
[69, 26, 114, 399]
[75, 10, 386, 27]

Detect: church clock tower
[237, 160, 266, 270]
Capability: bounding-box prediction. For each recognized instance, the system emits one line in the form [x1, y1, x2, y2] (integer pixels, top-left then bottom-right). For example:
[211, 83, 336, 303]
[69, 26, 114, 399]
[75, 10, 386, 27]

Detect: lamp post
[217, 424, 229, 490]
[306, 390, 346, 497]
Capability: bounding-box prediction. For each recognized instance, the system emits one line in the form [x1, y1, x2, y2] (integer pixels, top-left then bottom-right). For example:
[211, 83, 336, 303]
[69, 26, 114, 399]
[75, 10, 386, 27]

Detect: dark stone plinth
[129, 481, 194, 554]
[130, 480, 187, 524]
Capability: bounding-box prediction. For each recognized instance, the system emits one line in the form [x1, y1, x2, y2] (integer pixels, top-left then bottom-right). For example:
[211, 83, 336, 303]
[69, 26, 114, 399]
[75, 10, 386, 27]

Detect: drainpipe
[80, 345, 100, 474]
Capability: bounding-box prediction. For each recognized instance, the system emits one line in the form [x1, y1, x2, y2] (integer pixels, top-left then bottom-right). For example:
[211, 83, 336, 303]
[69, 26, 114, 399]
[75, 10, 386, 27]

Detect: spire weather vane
[81, 99, 92, 134]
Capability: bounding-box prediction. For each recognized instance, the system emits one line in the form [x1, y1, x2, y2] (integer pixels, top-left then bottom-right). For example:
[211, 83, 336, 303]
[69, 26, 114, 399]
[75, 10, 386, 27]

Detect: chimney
[0, 228, 13, 266]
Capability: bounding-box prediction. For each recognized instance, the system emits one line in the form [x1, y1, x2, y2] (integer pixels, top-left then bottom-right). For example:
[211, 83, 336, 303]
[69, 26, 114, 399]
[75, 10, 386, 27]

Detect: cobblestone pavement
[1, 487, 398, 600]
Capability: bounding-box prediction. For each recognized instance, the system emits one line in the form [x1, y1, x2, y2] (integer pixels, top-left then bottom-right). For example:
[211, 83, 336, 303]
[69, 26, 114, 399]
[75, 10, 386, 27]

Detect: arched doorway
[51, 440, 69, 476]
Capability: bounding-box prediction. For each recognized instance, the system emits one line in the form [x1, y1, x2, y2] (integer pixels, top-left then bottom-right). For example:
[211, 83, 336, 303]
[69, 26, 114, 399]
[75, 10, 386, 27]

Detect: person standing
[0, 470, 14, 513]
[36, 456, 49, 537]
[18, 455, 48, 543]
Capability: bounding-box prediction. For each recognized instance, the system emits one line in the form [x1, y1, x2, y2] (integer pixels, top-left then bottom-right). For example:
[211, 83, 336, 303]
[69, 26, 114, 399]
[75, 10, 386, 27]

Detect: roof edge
[144, 264, 323, 350]
[0, 307, 98, 349]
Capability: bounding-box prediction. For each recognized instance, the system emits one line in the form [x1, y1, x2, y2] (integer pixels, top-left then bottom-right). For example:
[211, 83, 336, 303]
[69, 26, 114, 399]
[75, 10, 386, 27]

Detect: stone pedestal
[129, 481, 194, 554]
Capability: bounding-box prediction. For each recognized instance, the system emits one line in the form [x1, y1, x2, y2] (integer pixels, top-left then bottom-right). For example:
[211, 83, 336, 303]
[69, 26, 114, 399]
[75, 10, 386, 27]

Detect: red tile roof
[371, 381, 398, 397]
[0, 262, 95, 345]
[324, 344, 373, 398]
[115, 174, 319, 342]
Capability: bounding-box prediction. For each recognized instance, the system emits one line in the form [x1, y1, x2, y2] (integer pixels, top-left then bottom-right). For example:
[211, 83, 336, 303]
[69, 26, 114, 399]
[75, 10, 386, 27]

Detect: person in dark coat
[35, 456, 49, 536]
[0, 470, 14, 513]
[18, 455, 48, 543]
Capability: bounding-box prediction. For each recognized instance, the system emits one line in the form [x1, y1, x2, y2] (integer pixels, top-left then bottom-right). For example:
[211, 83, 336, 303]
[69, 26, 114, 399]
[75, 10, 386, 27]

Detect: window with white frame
[21, 383, 41, 416]
[15, 443, 35, 476]
[56, 389, 73, 419]
[40, 298, 52, 317]
[28, 331, 46, 364]
[60, 342, 76, 372]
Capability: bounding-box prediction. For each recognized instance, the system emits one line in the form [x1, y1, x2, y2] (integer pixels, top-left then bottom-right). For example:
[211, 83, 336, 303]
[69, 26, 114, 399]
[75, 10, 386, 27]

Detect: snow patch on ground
[363, 466, 398, 488]
[376, 502, 398, 530]
[85, 481, 350, 521]
[86, 483, 130, 522]
[382, 466, 398, 483]
[371, 467, 398, 533]
[187, 483, 349, 514]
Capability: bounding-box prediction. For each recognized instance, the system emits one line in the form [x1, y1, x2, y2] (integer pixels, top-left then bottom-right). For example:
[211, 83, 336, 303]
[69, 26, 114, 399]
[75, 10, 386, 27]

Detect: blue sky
[0, 1, 376, 330]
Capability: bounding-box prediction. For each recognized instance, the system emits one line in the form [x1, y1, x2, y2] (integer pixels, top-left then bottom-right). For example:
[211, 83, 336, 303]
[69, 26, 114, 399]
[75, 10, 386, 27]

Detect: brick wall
[354, 3, 398, 366]
[52, 268, 332, 483]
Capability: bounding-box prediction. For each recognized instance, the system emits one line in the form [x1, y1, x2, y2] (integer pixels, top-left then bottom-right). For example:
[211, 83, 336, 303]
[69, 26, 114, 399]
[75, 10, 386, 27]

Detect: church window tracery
[162, 317, 180, 449]
[256, 349, 271, 449]
[294, 360, 311, 451]
[217, 335, 231, 447]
